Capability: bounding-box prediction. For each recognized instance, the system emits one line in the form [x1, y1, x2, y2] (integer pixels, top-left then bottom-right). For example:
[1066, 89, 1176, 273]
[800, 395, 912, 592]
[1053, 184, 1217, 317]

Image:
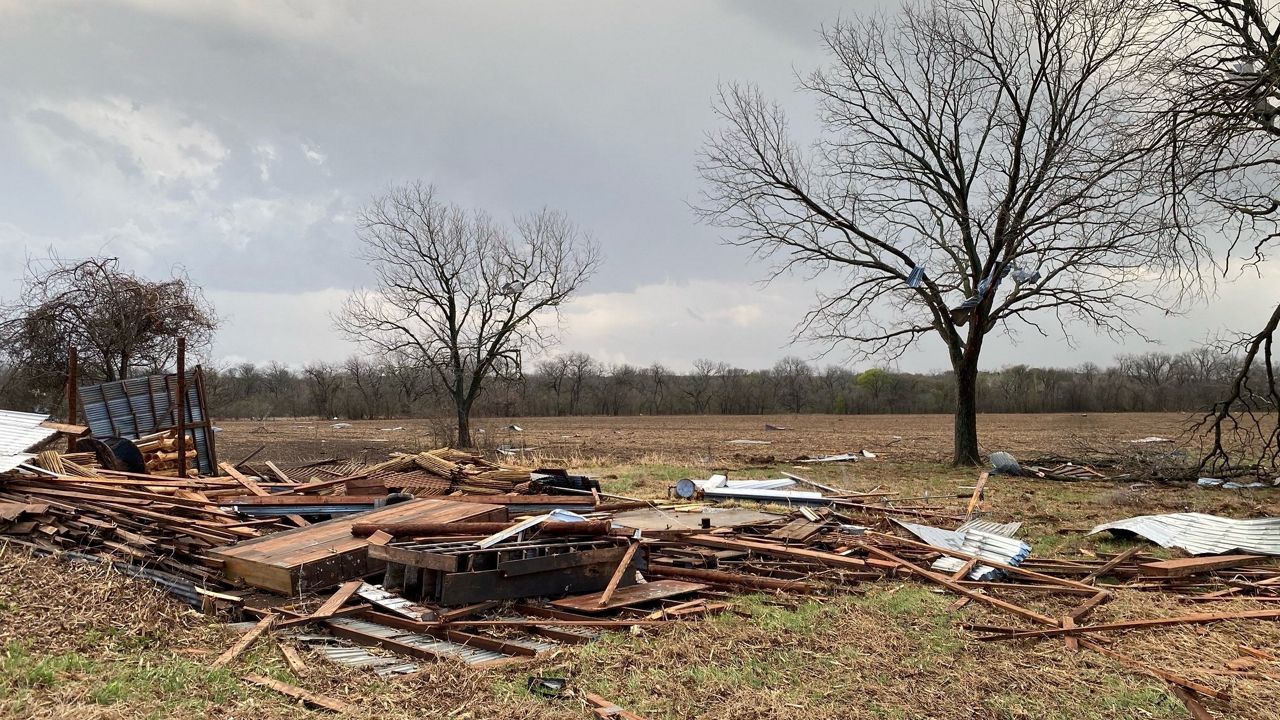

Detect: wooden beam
[1138, 555, 1263, 578]
[311, 580, 363, 619]
[1081, 546, 1140, 584]
[978, 609, 1280, 641]
[219, 462, 307, 528]
[279, 644, 309, 676]
[598, 542, 640, 608]
[965, 471, 988, 516]
[212, 614, 275, 669]
[242, 673, 353, 713]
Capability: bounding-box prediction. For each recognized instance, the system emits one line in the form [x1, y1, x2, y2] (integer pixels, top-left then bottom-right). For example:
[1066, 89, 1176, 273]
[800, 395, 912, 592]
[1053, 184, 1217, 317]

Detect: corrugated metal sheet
[896, 519, 1029, 581]
[309, 643, 420, 676]
[0, 410, 57, 474]
[78, 369, 216, 474]
[328, 617, 510, 665]
[1088, 513, 1280, 556]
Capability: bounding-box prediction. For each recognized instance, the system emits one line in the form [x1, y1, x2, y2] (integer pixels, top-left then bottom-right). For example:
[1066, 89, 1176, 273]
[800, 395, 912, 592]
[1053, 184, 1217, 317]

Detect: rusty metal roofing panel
[0, 409, 57, 474]
[1088, 513, 1280, 556]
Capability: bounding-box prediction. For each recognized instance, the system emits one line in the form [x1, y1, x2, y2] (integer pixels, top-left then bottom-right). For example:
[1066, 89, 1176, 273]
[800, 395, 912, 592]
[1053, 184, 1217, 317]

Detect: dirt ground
[214, 411, 1197, 466]
[3, 413, 1279, 720]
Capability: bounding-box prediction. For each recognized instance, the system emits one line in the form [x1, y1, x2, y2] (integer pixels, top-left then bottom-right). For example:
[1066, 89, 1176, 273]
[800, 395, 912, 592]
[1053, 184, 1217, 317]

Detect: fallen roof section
[0, 410, 58, 474]
[1089, 513, 1280, 556]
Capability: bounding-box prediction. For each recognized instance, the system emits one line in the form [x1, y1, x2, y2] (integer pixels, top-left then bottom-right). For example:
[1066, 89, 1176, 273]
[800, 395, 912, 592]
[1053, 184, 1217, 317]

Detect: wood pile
[134, 430, 199, 477]
[341, 448, 531, 496]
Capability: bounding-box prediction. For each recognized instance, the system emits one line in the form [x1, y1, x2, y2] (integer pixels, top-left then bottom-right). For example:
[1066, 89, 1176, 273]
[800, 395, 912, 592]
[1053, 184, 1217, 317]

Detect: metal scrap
[1089, 513, 1280, 556]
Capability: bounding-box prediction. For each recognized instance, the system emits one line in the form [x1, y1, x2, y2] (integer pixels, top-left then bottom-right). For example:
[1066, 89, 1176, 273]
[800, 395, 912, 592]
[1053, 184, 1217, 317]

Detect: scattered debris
[1089, 513, 1280, 556]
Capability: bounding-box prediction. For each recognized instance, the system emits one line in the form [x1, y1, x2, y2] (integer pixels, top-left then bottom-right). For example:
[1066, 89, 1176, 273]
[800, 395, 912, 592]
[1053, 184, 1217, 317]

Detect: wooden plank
[1068, 590, 1112, 622]
[965, 471, 988, 515]
[212, 614, 275, 668]
[220, 462, 308, 528]
[1081, 546, 1140, 583]
[767, 518, 822, 542]
[311, 580, 364, 619]
[646, 564, 822, 593]
[597, 542, 640, 607]
[279, 644, 309, 676]
[437, 554, 634, 605]
[551, 579, 708, 613]
[979, 609, 1280, 641]
[242, 673, 353, 713]
[684, 534, 883, 572]
[499, 545, 629, 577]
[1138, 555, 1263, 578]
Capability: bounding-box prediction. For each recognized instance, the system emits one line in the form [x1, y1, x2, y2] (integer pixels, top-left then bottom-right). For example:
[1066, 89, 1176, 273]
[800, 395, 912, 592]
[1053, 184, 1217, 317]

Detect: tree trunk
[953, 355, 981, 466]
[455, 399, 473, 448]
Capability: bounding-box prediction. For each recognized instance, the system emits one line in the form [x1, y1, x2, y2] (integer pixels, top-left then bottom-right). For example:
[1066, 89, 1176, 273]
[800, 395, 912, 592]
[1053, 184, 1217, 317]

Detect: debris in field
[726, 439, 770, 445]
[796, 452, 859, 463]
[989, 451, 1023, 475]
[242, 673, 354, 713]
[585, 692, 651, 720]
[860, 449, 877, 458]
[896, 519, 1029, 581]
[527, 676, 567, 697]
[1198, 477, 1270, 490]
[1130, 436, 1172, 444]
[1089, 513, 1280, 556]
[331, 423, 352, 429]
[763, 423, 791, 431]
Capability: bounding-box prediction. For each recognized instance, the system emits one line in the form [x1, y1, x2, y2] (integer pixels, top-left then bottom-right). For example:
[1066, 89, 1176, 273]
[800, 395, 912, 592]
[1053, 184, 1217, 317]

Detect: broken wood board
[551, 579, 708, 613]
[1137, 554, 1263, 578]
[210, 498, 504, 595]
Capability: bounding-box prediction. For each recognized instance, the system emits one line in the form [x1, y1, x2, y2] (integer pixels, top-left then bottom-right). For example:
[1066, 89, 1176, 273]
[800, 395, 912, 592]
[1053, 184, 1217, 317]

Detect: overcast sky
[0, 0, 1273, 374]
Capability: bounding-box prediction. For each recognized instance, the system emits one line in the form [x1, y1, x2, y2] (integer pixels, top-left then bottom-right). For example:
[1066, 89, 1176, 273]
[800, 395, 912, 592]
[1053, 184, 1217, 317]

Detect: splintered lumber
[977, 609, 1280, 642]
[862, 545, 1058, 625]
[552, 579, 709, 613]
[210, 498, 504, 595]
[1078, 638, 1228, 701]
[585, 692, 651, 720]
[279, 644, 309, 676]
[219, 462, 308, 528]
[213, 614, 275, 668]
[965, 471, 989, 515]
[1167, 685, 1215, 720]
[1138, 555, 1264, 578]
[684, 534, 886, 574]
[866, 531, 1101, 592]
[598, 542, 641, 607]
[1081, 546, 1140, 584]
[647, 564, 823, 593]
[349, 519, 611, 538]
[242, 673, 354, 714]
[311, 580, 364, 619]
[1068, 590, 1113, 622]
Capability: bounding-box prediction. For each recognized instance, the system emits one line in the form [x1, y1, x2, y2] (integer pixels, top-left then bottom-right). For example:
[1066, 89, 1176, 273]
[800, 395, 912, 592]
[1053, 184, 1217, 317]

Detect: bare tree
[698, 0, 1189, 464]
[336, 183, 600, 446]
[683, 358, 723, 413]
[1153, 0, 1280, 473]
[0, 255, 217, 412]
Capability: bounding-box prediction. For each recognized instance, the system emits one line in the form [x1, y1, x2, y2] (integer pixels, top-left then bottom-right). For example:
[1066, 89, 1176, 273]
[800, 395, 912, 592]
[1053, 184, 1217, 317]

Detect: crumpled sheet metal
[896, 520, 1029, 581]
[1088, 513, 1280, 556]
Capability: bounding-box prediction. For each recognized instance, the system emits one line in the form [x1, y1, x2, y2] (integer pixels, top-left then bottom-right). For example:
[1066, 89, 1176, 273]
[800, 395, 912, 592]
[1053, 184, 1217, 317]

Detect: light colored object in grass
[726, 439, 770, 445]
[673, 476, 794, 499]
[1089, 513, 1280, 556]
[1197, 477, 1269, 490]
[1130, 436, 1172, 443]
[331, 422, 352, 429]
[701, 486, 827, 504]
[797, 452, 859, 463]
[896, 519, 1028, 581]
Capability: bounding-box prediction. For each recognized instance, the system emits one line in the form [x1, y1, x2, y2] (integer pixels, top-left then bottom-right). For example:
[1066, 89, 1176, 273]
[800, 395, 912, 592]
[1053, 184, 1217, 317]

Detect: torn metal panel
[896, 520, 1030, 581]
[1088, 513, 1280, 556]
[327, 617, 511, 665]
[0, 410, 58, 474]
[701, 486, 828, 505]
[307, 643, 420, 676]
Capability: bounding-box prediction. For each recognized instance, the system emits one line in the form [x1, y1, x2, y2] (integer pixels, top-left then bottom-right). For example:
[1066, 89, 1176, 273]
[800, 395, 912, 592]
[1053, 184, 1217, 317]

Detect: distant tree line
[183, 348, 1243, 421]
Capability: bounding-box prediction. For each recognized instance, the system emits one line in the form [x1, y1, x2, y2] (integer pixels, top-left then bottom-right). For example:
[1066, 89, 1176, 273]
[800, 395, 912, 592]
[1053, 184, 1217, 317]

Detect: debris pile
[341, 448, 534, 495]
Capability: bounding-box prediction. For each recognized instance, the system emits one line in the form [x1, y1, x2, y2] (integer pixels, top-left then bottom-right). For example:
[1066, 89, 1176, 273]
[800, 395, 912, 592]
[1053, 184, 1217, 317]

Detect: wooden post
[65, 346, 78, 452]
[176, 337, 187, 478]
